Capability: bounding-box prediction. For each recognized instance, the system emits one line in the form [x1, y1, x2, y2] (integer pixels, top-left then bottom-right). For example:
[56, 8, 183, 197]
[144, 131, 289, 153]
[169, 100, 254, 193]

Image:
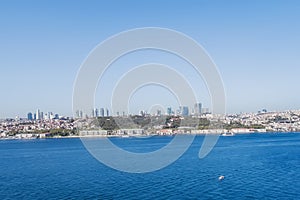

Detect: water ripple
[0, 134, 300, 199]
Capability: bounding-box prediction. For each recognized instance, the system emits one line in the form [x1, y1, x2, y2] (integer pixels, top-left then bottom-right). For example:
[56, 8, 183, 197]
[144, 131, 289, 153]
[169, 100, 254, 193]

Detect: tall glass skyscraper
[27, 112, 33, 120]
[194, 103, 202, 115]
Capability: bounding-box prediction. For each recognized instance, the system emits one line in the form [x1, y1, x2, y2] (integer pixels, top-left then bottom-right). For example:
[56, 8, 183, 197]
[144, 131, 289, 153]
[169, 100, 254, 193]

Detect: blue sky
[0, 0, 300, 118]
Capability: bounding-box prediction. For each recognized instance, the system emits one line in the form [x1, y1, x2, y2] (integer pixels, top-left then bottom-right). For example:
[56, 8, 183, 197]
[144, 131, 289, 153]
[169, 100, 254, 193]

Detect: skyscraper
[181, 106, 189, 116]
[194, 103, 202, 116]
[156, 109, 162, 116]
[75, 110, 80, 118]
[100, 108, 104, 117]
[27, 112, 33, 120]
[36, 109, 41, 120]
[91, 109, 95, 118]
[167, 107, 172, 115]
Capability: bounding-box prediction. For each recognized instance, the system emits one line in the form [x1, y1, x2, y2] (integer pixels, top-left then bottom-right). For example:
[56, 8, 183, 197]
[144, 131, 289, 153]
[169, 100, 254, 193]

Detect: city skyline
[75, 102, 208, 118]
[1, 104, 277, 120]
[1, 1, 300, 118]
[22, 103, 207, 120]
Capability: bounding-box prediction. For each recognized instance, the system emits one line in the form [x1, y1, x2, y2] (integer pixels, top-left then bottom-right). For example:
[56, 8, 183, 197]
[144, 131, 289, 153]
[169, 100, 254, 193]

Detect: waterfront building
[116, 129, 144, 135]
[79, 130, 108, 136]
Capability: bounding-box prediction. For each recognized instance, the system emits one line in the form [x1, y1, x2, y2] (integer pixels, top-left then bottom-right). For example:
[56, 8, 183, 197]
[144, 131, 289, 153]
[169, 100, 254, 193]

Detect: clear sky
[0, 0, 300, 118]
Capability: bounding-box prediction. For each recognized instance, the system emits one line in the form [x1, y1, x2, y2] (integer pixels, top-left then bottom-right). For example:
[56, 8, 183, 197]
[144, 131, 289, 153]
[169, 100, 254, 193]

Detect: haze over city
[1, 0, 300, 118]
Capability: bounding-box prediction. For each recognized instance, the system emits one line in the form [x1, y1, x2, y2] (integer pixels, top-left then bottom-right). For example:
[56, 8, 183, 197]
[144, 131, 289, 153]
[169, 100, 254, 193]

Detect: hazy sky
[1, 0, 300, 118]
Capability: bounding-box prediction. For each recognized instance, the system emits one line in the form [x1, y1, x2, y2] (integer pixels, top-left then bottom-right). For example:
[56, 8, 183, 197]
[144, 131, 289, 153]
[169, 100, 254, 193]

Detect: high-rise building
[27, 112, 33, 120]
[194, 103, 202, 116]
[176, 108, 181, 115]
[100, 108, 104, 117]
[44, 113, 49, 120]
[106, 108, 109, 117]
[181, 106, 189, 116]
[95, 108, 99, 117]
[91, 109, 95, 118]
[47, 112, 51, 120]
[167, 107, 172, 115]
[49, 112, 54, 119]
[36, 109, 41, 120]
[75, 110, 80, 118]
[156, 109, 162, 116]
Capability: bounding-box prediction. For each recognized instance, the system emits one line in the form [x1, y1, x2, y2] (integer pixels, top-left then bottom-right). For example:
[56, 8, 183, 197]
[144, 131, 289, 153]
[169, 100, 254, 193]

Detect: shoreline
[1, 131, 299, 140]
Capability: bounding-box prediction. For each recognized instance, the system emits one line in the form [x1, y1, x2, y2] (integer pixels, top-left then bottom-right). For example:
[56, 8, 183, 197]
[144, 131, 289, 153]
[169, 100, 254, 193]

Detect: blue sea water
[0, 133, 300, 199]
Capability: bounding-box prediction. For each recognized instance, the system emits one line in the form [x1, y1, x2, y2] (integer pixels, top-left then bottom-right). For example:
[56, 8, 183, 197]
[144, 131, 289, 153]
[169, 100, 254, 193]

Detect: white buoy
[218, 175, 225, 181]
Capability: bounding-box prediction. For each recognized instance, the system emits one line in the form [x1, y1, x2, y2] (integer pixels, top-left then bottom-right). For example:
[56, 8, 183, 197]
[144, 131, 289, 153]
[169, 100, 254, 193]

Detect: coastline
[1, 131, 299, 140]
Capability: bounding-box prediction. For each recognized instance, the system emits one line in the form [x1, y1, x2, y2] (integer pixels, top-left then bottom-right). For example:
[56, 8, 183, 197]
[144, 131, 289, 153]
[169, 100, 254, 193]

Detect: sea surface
[1, 133, 300, 199]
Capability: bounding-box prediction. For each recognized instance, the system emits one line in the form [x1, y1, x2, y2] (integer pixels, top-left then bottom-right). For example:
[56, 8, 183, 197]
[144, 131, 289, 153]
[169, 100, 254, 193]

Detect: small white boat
[218, 175, 225, 181]
[221, 132, 235, 136]
[121, 135, 130, 138]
